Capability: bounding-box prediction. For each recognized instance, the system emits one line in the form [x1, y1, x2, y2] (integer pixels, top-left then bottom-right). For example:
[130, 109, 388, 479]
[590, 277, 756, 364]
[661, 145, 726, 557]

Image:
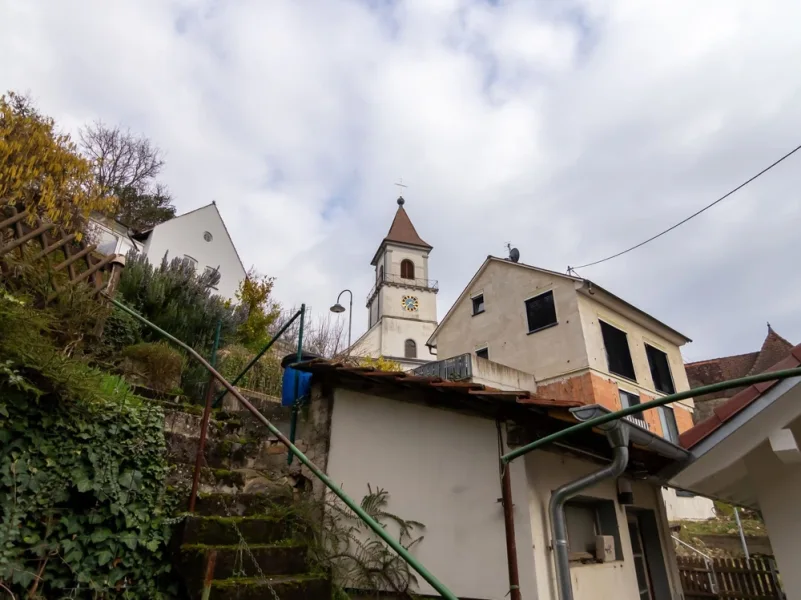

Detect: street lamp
[330, 289, 353, 354]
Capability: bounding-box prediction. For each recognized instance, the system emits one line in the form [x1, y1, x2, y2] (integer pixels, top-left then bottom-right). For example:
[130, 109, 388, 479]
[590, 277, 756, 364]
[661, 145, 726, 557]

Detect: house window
[565, 498, 621, 561]
[95, 229, 119, 255]
[525, 290, 557, 333]
[184, 255, 198, 269]
[203, 266, 219, 290]
[404, 339, 417, 359]
[645, 344, 675, 394]
[600, 321, 636, 381]
[203, 231, 213, 242]
[676, 490, 696, 498]
[476, 347, 489, 360]
[400, 259, 415, 279]
[619, 389, 640, 409]
[379, 265, 384, 282]
[472, 294, 485, 315]
[658, 406, 680, 443]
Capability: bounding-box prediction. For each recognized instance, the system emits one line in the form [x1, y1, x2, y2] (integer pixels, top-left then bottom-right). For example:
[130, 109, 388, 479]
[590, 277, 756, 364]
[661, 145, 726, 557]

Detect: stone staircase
[159, 391, 331, 599]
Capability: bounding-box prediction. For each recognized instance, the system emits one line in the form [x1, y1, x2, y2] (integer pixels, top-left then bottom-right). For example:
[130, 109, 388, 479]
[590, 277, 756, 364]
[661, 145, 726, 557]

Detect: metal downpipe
[549, 424, 630, 600]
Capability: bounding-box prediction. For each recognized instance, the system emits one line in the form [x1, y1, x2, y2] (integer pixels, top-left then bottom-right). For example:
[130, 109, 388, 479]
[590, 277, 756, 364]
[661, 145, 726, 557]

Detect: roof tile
[383, 201, 431, 249]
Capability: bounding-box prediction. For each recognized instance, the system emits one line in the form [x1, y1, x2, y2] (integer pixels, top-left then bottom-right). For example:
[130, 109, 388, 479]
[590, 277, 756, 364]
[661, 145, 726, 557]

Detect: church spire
[382, 196, 432, 249]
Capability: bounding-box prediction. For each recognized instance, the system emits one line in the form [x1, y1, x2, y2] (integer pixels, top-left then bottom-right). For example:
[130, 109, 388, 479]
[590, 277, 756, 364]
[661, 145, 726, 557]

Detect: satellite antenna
[506, 243, 520, 263]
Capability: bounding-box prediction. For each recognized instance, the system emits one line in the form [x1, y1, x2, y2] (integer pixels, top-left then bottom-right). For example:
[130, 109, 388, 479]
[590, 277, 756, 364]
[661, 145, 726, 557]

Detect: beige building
[350, 197, 439, 370]
[427, 256, 714, 521]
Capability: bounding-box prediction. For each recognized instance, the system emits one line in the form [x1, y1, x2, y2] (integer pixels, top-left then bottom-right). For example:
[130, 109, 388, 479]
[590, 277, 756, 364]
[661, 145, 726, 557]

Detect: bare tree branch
[79, 120, 165, 194]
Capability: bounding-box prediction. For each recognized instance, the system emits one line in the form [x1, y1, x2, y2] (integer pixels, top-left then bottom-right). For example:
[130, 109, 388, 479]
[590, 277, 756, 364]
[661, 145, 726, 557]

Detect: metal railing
[623, 414, 650, 430]
[105, 295, 458, 600]
[413, 353, 472, 381]
[366, 272, 439, 303]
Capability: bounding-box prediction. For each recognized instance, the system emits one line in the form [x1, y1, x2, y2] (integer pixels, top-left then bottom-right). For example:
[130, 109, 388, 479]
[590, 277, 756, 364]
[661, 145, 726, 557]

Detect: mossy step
[178, 542, 308, 580]
[181, 515, 295, 546]
[166, 431, 290, 471]
[183, 492, 294, 517]
[207, 574, 331, 600]
[167, 465, 248, 493]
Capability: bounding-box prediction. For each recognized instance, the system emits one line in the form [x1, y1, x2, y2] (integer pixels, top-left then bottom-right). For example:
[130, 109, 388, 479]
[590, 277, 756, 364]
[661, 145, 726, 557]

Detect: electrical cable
[572, 143, 801, 270]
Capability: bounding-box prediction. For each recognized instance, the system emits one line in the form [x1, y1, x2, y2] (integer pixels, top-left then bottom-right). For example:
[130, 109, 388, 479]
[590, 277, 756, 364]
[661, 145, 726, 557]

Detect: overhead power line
[571, 143, 801, 270]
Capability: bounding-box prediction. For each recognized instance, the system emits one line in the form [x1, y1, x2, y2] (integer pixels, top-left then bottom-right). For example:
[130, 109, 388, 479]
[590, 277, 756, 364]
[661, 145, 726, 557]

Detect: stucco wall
[325, 389, 537, 599]
[661, 487, 716, 521]
[378, 246, 430, 282]
[435, 261, 588, 380]
[142, 204, 245, 300]
[524, 451, 683, 600]
[745, 417, 801, 600]
[576, 293, 694, 413]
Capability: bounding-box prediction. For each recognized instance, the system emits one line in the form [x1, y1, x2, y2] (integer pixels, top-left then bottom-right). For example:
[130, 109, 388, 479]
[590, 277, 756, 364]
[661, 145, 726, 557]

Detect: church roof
[371, 197, 431, 265]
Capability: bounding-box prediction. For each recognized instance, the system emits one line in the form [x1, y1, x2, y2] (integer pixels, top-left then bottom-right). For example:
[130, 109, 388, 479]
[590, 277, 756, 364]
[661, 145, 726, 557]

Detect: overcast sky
[2, 0, 800, 362]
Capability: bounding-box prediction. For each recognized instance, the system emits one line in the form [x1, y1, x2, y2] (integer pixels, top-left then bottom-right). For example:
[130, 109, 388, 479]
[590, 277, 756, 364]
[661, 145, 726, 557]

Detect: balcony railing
[623, 414, 650, 430]
[366, 272, 439, 303]
[412, 353, 472, 381]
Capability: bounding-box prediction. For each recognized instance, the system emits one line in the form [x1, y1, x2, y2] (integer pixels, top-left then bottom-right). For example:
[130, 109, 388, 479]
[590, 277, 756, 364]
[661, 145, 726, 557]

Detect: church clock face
[402, 295, 419, 312]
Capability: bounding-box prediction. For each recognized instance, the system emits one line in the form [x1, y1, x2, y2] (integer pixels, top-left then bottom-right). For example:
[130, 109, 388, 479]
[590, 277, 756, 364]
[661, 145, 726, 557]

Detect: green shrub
[217, 344, 283, 397]
[99, 306, 143, 354]
[0, 291, 177, 598]
[121, 342, 185, 393]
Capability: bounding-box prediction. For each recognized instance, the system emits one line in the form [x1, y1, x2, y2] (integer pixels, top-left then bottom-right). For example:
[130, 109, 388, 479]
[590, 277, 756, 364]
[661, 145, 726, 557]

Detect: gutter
[549, 414, 630, 600]
[570, 405, 690, 462]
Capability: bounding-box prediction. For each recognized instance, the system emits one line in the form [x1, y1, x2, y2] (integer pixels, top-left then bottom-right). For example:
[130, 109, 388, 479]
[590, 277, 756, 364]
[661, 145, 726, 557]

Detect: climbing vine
[0, 292, 178, 598]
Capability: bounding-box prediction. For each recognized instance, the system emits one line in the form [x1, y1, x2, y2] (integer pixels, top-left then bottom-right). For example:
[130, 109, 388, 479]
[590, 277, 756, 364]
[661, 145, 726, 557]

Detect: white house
[91, 203, 247, 301]
[297, 356, 687, 600]
[349, 196, 439, 370]
[668, 344, 801, 600]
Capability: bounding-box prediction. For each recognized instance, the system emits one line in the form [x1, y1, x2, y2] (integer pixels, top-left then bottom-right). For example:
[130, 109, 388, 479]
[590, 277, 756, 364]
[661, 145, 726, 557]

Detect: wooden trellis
[0, 199, 122, 303]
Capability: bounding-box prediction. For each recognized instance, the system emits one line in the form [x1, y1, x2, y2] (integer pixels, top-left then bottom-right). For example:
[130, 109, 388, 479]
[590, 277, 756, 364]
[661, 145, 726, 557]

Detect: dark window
[378, 265, 384, 282]
[472, 294, 485, 315]
[658, 406, 679, 443]
[676, 490, 696, 498]
[404, 339, 417, 359]
[645, 344, 675, 394]
[600, 321, 636, 380]
[525, 291, 557, 333]
[476, 347, 489, 360]
[400, 259, 415, 279]
[619, 389, 640, 408]
[565, 498, 621, 560]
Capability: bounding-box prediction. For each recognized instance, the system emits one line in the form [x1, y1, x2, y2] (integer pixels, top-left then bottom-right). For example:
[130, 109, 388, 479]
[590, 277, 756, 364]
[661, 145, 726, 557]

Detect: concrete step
[167, 465, 248, 494]
[178, 542, 309, 579]
[206, 575, 331, 600]
[184, 492, 294, 517]
[165, 431, 293, 472]
[181, 515, 295, 546]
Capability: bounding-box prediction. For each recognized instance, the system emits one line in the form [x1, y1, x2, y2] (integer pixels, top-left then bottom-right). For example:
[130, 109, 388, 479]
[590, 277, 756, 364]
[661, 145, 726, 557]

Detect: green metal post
[501, 366, 801, 464]
[212, 308, 302, 408]
[103, 296, 459, 600]
[288, 303, 305, 466]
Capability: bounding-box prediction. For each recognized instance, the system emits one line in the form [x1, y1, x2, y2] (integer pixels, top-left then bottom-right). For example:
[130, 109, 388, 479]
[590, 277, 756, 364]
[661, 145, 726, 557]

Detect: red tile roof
[679, 343, 801, 449]
[383, 199, 432, 249]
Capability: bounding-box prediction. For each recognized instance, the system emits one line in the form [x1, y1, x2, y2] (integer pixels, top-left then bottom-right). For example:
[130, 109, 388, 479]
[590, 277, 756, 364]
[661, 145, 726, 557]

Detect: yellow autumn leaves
[0, 92, 115, 235]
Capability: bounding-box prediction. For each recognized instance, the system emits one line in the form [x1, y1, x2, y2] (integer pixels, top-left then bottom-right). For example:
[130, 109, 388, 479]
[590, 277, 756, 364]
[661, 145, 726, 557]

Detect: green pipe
[212, 308, 302, 408]
[104, 296, 458, 600]
[210, 320, 222, 367]
[502, 366, 801, 464]
[288, 303, 305, 466]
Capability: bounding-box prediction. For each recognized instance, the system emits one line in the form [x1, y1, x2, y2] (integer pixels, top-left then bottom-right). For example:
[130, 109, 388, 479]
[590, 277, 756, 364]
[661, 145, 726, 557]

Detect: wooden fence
[677, 556, 784, 600]
[0, 199, 122, 302]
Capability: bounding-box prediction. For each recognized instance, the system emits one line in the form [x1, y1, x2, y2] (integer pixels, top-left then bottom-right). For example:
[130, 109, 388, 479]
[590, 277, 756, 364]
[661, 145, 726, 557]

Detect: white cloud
[2, 0, 801, 361]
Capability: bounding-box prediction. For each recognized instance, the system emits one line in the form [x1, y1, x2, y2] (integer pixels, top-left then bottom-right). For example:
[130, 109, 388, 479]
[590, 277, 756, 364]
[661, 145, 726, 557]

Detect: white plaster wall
[142, 204, 245, 300]
[577, 293, 695, 411]
[524, 451, 683, 600]
[381, 317, 437, 362]
[661, 487, 715, 522]
[382, 246, 430, 281]
[745, 415, 801, 600]
[349, 323, 382, 358]
[326, 389, 537, 599]
[434, 261, 588, 380]
[378, 283, 438, 322]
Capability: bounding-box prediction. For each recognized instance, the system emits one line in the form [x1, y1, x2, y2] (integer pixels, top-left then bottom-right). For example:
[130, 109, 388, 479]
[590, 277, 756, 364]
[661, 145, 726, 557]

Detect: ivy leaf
[90, 528, 112, 544]
[118, 470, 134, 488]
[12, 568, 36, 587]
[97, 549, 114, 566]
[145, 539, 160, 552]
[65, 547, 83, 563]
[0, 404, 8, 418]
[119, 532, 138, 550]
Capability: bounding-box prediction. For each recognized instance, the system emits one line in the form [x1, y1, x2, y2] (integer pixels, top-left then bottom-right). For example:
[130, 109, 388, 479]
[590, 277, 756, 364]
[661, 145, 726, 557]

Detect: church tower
[352, 196, 438, 370]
